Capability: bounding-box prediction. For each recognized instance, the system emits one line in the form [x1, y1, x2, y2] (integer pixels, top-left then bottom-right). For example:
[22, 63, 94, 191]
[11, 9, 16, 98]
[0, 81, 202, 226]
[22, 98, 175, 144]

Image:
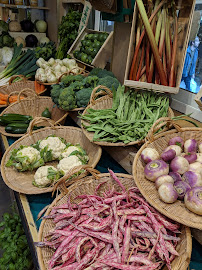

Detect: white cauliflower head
[17, 146, 41, 165]
[60, 144, 89, 164]
[34, 165, 59, 187]
[60, 146, 81, 159]
[57, 155, 82, 175]
[39, 136, 66, 160]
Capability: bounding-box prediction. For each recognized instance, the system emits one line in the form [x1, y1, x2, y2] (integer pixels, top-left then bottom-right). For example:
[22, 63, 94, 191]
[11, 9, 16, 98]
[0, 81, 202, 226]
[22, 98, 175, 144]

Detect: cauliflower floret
[33, 166, 59, 188]
[60, 146, 81, 159]
[39, 136, 66, 160]
[57, 155, 82, 175]
[18, 146, 41, 165]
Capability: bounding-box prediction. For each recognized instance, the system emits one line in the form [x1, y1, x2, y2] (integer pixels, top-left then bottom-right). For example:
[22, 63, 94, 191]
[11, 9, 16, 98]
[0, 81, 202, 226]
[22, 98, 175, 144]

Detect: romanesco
[76, 87, 92, 107]
[58, 86, 77, 111]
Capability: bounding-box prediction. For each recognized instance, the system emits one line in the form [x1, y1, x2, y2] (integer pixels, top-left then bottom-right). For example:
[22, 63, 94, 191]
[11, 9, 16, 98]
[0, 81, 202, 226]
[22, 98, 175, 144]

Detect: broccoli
[98, 76, 120, 91]
[70, 81, 84, 91]
[50, 84, 64, 105]
[89, 68, 116, 78]
[76, 88, 93, 108]
[58, 86, 77, 111]
[82, 75, 99, 88]
[61, 74, 84, 86]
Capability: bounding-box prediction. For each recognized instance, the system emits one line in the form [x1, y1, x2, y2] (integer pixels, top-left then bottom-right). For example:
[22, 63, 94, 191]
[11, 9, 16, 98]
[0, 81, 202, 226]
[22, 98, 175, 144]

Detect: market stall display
[37, 171, 192, 270]
[1, 118, 102, 194]
[133, 117, 202, 229]
[81, 85, 174, 146]
[0, 89, 68, 137]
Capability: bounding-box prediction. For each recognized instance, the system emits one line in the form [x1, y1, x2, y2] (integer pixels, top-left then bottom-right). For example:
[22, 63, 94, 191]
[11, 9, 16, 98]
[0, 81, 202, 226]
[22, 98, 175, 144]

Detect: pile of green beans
[81, 86, 170, 144]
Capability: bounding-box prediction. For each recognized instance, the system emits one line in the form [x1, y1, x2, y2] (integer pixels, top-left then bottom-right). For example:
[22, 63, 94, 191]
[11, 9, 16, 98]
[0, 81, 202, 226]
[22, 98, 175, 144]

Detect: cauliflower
[33, 165, 60, 188]
[6, 146, 44, 172]
[60, 144, 89, 164]
[57, 155, 82, 175]
[37, 136, 66, 162]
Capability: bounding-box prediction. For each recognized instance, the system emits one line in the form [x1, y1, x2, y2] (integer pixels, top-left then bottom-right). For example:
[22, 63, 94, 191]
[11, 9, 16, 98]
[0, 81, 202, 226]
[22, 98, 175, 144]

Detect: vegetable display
[141, 137, 202, 214]
[56, 9, 82, 59]
[81, 85, 170, 144]
[129, 0, 179, 87]
[36, 170, 181, 270]
[73, 32, 109, 65]
[6, 135, 89, 187]
[0, 207, 33, 269]
[34, 41, 56, 61]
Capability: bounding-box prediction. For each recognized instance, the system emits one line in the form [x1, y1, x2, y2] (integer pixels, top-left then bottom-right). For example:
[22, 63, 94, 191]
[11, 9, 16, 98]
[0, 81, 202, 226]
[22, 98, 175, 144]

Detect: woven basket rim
[37, 173, 192, 270]
[133, 127, 202, 229]
[81, 96, 174, 146]
[0, 96, 67, 137]
[1, 126, 102, 194]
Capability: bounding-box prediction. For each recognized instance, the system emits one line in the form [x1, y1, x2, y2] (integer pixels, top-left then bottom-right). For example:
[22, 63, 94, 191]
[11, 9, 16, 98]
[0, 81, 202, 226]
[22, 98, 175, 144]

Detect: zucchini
[5, 123, 45, 134]
[0, 114, 33, 125]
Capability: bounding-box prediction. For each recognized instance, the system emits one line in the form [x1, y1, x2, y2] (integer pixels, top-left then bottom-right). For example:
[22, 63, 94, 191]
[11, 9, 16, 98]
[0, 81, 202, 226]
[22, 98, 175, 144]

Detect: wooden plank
[0, 3, 49, 9]
[45, 0, 58, 44]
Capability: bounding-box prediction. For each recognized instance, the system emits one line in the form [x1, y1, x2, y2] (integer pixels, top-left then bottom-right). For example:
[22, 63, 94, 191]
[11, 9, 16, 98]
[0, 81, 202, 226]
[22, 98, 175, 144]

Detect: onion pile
[142, 137, 202, 215]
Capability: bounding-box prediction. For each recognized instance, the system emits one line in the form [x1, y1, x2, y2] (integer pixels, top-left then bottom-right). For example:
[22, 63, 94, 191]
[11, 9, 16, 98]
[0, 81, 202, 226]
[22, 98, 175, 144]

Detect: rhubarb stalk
[169, 16, 178, 87]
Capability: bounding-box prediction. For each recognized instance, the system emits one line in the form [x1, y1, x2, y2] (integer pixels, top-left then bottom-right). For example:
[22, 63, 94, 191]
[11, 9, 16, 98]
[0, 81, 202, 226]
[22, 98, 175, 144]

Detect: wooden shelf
[0, 3, 49, 10]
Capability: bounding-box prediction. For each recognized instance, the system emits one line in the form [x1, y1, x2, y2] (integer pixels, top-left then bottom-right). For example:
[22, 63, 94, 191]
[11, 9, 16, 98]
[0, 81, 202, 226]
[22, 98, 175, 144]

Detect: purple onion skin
[161, 149, 176, 162]
[182, 171, 202, 187]
[184, 187, 202, 215]
[170, 156, 189, 175]
[169, 136, 184, 148]
[184, 139, 197, 153]
[183, 153, 197, 164]
[169, 172, 182, 182]
[144, 160, 169, 182]
[174, 181, 191, 200]
[158, 182, 178, 203]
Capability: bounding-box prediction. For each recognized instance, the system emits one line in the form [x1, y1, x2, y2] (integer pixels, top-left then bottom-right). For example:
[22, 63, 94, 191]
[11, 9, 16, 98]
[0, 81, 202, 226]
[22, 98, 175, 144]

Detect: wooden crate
[195, 86, 202, 110]
[68, 26, 114, 69]
[124, 0, 196, 94]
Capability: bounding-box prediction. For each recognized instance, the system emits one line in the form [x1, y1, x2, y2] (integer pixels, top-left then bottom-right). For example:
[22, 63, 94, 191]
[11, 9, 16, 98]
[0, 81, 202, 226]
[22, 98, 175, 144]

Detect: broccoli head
[61, 74, 84, 86]
[82, 75, 99, 88]
[58, 86, 77, 111]
[98, 76, 120, 91]
[70, 81, 84, 91]
[50, 84, 64, 105]
[76, 88, 93, 108]
[89, 68, 115, 78]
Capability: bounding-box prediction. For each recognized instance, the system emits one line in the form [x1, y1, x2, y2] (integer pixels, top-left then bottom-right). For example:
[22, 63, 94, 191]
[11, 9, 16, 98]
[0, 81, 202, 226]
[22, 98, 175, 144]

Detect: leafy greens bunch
[56, 9, 82, 59]
[0, 207, 33, 270]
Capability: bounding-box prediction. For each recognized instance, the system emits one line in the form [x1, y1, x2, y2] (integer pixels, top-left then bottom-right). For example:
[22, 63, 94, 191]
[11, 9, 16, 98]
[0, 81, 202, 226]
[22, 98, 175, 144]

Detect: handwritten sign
[78, 1, 92, 33]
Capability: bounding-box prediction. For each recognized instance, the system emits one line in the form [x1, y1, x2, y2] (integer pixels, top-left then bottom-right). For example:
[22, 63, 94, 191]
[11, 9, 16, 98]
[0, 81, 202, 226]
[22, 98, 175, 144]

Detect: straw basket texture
[37, 173, 192, 270]
[0, 75, 47, 108]
[133, 117, 202, 229]
[81, 86, 174, 146]
[0, 89, 68, 137]
[1, 119, 102, 194]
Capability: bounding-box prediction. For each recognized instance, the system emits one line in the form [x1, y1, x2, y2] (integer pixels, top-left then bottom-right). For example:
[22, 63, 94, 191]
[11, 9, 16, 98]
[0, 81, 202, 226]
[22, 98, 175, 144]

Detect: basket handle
[9, 75, 27, 85]
[57, 72, 70, 83]
[53, 165, 101, 194]
[69, 67, 88, 76]
[6, 91, 21, 105]
[17, 88, 37, 102]
[27, 117, 58, 135]
[90, 85, 113, 105]
[146, 117, 184, 142]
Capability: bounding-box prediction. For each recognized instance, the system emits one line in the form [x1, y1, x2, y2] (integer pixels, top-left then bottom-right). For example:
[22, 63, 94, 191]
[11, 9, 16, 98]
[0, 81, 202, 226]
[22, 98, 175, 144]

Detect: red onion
[165, 145, 182, 156]
[144, 160, 169, 182]
[170, 156, 189, 175]
[182, 171, 202, 187]
[169, 172, 182, 182]
[168, 136, 184, 148]
[158, 183, 178, 203]
[184, 187, 202, 215]
[184, 139, 197, 153]
[155, 175, 174, 189]
[182, 152, 197, 164]
[141, 148, 160, 164]
[174, 181, 191, 200]
[161, 149, 176, 162]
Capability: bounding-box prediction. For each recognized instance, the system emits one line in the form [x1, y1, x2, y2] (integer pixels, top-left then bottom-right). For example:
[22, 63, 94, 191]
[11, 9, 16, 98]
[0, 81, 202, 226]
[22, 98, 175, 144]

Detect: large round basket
[37, 173, 192, 270]
[133, 117, 202, 229]
[0, 75, 47, 108]
[1, 121, 102, 194]
[0, 89, 68, 137]
[81, 86, 174, 146]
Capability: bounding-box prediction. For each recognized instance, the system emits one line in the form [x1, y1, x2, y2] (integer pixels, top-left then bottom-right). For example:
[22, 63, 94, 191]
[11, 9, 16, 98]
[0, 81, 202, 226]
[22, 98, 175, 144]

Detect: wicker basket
[81, 86, 174, 146]
[1, 118, 102, 194]
[37, 173, 192, 270]
[0, 75, 47, 108]
[0, 89, 68, 137]
[133, 117, 202, 229]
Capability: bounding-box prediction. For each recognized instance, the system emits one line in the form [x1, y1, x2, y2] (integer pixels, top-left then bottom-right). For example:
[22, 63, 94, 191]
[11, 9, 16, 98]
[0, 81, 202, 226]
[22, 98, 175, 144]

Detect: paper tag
[78, 1, 92, 33]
